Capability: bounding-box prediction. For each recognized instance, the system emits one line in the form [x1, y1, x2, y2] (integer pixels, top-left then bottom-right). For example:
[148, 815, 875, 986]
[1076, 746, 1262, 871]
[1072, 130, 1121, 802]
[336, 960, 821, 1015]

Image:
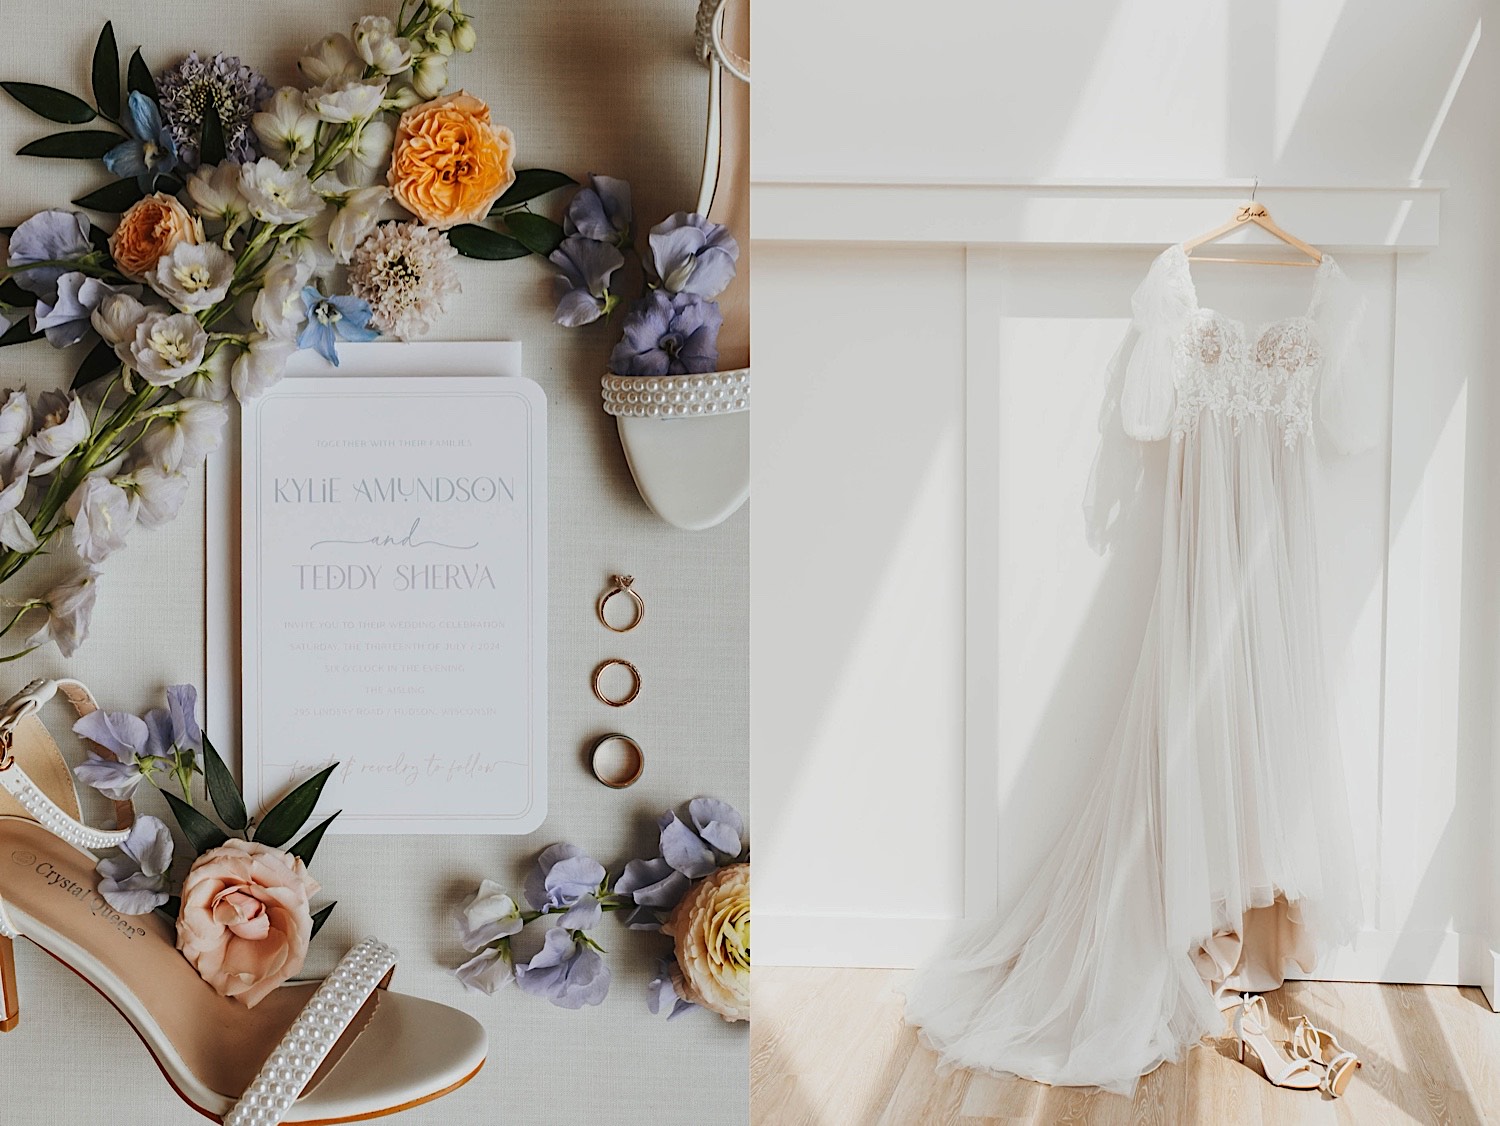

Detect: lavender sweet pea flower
[7, 210, 93, 301]
[648, 958, 696, 1020]
[72, 708, 151, 799]
[455, 879, 525, 951]
[95, 814, 173, 915]
[689, 796, 746, 858]
[514, 926, 611, 1009]
[548, 236, 624, 328]
[297, 287, 379, 367]
[454, 946, 514, 994]
[563, 175, 633, 246]
[648, 211, 739, 298]
[522, 842, 606, 913]
[558, 893, 602, 931]
[614, 856, 691, 930]
[609, 291, 722, 377]
[32, 274, 140, 349]
[166, 683, 203, 754]
[104, 92, 179, 189]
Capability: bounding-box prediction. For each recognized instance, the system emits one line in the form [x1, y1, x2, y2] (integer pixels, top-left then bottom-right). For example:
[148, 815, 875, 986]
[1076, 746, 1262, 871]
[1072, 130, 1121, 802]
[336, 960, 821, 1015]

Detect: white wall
[753, 0, 1500, 995]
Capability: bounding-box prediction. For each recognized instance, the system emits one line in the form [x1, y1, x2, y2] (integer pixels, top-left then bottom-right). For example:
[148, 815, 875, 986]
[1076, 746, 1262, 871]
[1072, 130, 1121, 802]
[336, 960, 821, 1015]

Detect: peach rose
[388, 91, 516, 229]
[109, 193, 203, 281]
[176, 838, 321, 1008]
[663, 862, 750, 1022]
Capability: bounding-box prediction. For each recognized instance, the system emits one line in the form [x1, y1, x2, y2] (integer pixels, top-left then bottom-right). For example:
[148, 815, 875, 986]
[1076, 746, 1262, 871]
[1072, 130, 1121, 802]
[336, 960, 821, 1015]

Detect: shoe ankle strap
[696, 0, 750, 83]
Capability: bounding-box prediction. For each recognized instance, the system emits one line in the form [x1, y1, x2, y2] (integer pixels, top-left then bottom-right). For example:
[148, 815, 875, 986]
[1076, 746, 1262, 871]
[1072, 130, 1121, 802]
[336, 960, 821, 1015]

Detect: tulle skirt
[903, 415, 1362, 1095]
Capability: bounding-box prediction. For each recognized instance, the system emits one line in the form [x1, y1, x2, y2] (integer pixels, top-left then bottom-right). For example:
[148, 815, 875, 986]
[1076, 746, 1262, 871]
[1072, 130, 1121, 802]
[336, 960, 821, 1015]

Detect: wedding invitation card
[240, 357, 546, 835]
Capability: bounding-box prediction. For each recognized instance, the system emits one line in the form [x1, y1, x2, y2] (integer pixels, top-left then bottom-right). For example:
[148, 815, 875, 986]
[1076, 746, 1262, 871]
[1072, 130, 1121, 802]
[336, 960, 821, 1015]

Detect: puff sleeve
[1119, 250, 1194, 441]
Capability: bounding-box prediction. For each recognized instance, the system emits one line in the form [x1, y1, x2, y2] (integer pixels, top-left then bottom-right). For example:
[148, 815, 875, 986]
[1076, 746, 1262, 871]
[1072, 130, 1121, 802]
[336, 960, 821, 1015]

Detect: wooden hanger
[1182, 189, 1323, 268]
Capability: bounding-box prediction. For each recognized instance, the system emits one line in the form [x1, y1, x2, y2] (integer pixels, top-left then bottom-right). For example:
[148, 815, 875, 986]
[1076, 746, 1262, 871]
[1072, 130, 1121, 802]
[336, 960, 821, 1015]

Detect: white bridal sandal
[0, 679, 485, 1124]
[1233, 994, 1324, 1091]
[1290, 1013, 1362, 1097]
[606, 0, 751, 531]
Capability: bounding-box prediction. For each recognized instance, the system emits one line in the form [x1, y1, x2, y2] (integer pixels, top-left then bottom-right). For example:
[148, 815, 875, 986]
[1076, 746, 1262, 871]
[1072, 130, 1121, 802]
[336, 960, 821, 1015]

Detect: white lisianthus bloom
[299, 33, 363, 85]
[31, 565, 100, 658]
[130, 312, 209, 386]
[411, 55, 449, 100]
[309, 77, 388, 125]
[324, 185, 390, 263]
[231, 336, 297, 400]
[67, 474, 136, 564]
[0, 390, 31, 452]
[354, 16, 415, 76]
[252, 88, 319, 168]
[115, 464, 190, 528]
[240, 159, 324, 225]
[148, 242, 235, 314]
[28, 393, 90, 474]
[138, 398, 228, 472]
[252, 258, 317, 340]
[178, 343, 234, 402]
[91, 292, 151, 366]
[342, 119, 395, 186]
[0, 446, 37, 552]
[186, 163, 249, 241]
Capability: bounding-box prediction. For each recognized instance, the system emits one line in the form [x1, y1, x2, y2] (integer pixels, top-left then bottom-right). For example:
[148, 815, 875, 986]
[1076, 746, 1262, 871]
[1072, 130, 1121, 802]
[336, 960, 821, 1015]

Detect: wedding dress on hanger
[904, 244, 1373, 1095]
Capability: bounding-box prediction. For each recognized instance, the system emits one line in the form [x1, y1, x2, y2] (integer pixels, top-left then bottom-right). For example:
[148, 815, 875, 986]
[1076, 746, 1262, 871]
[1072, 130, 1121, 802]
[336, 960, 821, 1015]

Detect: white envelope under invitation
[209, 342, 546, 835]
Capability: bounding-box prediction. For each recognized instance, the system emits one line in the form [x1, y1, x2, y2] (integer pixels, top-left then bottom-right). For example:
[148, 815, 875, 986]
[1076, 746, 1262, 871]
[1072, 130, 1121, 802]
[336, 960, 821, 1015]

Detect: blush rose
[176, 838, 321, 1008]
[388, 91, 516, 229]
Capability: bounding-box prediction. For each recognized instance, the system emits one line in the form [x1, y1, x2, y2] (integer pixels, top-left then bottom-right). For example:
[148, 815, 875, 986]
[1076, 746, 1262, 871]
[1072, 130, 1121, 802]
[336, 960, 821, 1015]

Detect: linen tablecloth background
[0, 2, 749, 1121]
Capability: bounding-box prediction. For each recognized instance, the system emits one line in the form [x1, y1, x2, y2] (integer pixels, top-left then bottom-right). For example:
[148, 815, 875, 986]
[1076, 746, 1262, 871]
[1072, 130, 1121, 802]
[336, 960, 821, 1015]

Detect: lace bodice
[1119, 244, 1374, 454]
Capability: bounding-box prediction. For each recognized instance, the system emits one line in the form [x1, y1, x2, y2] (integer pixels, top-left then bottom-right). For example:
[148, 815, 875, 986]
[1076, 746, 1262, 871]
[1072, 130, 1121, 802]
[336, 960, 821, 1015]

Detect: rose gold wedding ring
[589, 732, 644, 789]
[591, 658, 641, 707]
[596, 574, 645, 633]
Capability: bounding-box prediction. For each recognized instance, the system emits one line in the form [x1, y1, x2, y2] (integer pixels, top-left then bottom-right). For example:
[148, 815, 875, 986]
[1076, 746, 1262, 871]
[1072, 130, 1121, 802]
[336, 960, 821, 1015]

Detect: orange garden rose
[388, 91, 516, 229]
[108, 193, 203, 280]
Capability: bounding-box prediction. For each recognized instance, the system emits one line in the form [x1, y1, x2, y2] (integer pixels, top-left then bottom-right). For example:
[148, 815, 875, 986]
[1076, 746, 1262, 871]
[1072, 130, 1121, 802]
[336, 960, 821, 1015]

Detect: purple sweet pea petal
[609, 291, 722, 377]
[552, 287, 606, 328]
[659, 811, 718, 879]
[523, 843, 605, 912]
[549, 236, 624, 328]
[140, 708, 173, 759]
[95, 813, 172, 914]
[32, 273, 133, 349]
[558, 892, 602, 931]
[454, 947, 514, 994]
[648, 211, 740, 298]
[455, 879, 524, 951]
[616, 856, 692, 911]
[563, 175, 633, 244]
[73, 709, 149, 760]
[166, 684, 203, 751]
[514, 926, 611, 1010]
[73, 752, 144, 800]
[121, 814, 173, 878]
[8, 211, 93, 300]
[688, 796, 746, 858]
[647, 957, 698, 1019]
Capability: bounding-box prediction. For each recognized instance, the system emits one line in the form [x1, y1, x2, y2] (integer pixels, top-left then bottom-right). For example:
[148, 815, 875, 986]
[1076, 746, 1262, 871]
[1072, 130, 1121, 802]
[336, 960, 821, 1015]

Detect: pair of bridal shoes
[1231, 993, 1361, 1097]
[0, 678, 485, 1124]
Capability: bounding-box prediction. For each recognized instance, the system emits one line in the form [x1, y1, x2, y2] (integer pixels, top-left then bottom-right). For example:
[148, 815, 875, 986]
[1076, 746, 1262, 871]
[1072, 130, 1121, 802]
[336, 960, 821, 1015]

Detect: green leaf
[92, 22, 120, 122]
[71, 339, 118, 390]
[0, 321, 41, 349]
[448, 224, 531, 261]
[154, 895, 181, 924]
[0, 279, 27, 305]
[492, 168, 576, 213]
[505, 212, 566, 257]
[18, 130, 123, 160]
[310, 902, 336, 939]
[252, 764, 336, 848]
[126, 50, 157, 103]
[200, 102, 225, 167]
[201, 733, 248, 831]
[1, 82, 96, 125]
[286, 812, 338, 867]
[161, 790, 229, 856]
[74, 177, 145, 213]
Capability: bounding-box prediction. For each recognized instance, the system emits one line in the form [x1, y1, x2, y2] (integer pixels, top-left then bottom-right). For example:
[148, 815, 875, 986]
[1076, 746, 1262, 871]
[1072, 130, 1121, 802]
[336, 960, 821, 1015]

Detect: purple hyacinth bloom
[549, 235, 624, 328]
[648, 211, 739, 298]
[609, 291, 722, 377]
[522, 842, 606, 913]
[563, 175, 633, 246]
[514, 926, 611, 1009]
[95, 814, 173, 915]
[104, 92, 179, 189]
[297, 287, 380, 367]
[156, 52, 272, 168]
[7, 211, 94, 301]
[32, 274, 139, 349]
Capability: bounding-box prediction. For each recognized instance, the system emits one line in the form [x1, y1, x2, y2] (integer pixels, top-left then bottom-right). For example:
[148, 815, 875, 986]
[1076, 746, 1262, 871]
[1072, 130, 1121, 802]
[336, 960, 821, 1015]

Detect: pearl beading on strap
[601, 370, 750, 418]
[223, 937, 399, 1126]
[0, 765, 133, 852]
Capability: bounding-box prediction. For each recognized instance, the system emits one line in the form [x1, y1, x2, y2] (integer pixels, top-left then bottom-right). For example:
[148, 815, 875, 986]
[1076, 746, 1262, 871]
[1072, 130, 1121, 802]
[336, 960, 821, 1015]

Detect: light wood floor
[752, 968, 1500, 1125]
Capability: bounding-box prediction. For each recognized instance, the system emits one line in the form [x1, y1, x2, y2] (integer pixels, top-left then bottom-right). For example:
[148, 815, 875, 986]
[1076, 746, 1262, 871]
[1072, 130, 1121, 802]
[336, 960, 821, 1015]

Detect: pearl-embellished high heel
[608, 0, 751, 531]
[0, 679, 485, 1124]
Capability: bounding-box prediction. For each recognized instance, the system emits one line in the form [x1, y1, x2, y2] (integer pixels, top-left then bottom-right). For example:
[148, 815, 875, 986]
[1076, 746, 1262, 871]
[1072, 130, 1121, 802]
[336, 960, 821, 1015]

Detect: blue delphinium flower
[297, 287, 380, 367]
[563, 175, 633, 247]
[609, 290, 722, 377]
[95, 814, 174, 915]
[648, 211, 739, 298]
[104, 92, 179, 190]
[514, 926, 611, 1009]
[7, 210, 94, 301]
[156, 51, 272, 169]
[32, 274, 139, 348]
[548, 235, 624, 328]
[522, 842, 606, 913]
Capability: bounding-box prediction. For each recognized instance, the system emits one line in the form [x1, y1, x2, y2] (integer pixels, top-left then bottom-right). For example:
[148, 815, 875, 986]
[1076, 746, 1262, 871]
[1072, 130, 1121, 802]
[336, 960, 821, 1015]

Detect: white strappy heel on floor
[1233, 994, 1324, 1091]
[607, 0, 751, 531]
[0, 678, 485, 1124]
[1290, 1013, 1362, 1097]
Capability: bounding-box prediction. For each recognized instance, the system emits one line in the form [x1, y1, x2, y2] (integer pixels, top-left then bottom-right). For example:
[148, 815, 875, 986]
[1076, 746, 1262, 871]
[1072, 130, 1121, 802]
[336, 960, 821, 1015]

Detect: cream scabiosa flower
[148, 242, 235, 314]
[349, 222, 460, 340]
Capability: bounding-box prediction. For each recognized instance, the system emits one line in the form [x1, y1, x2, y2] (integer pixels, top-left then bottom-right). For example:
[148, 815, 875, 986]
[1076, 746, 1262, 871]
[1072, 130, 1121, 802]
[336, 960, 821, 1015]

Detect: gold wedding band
[589, 733, 644, 789]
[596, 574, 645, 633]
[591, 658, 641, 707]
